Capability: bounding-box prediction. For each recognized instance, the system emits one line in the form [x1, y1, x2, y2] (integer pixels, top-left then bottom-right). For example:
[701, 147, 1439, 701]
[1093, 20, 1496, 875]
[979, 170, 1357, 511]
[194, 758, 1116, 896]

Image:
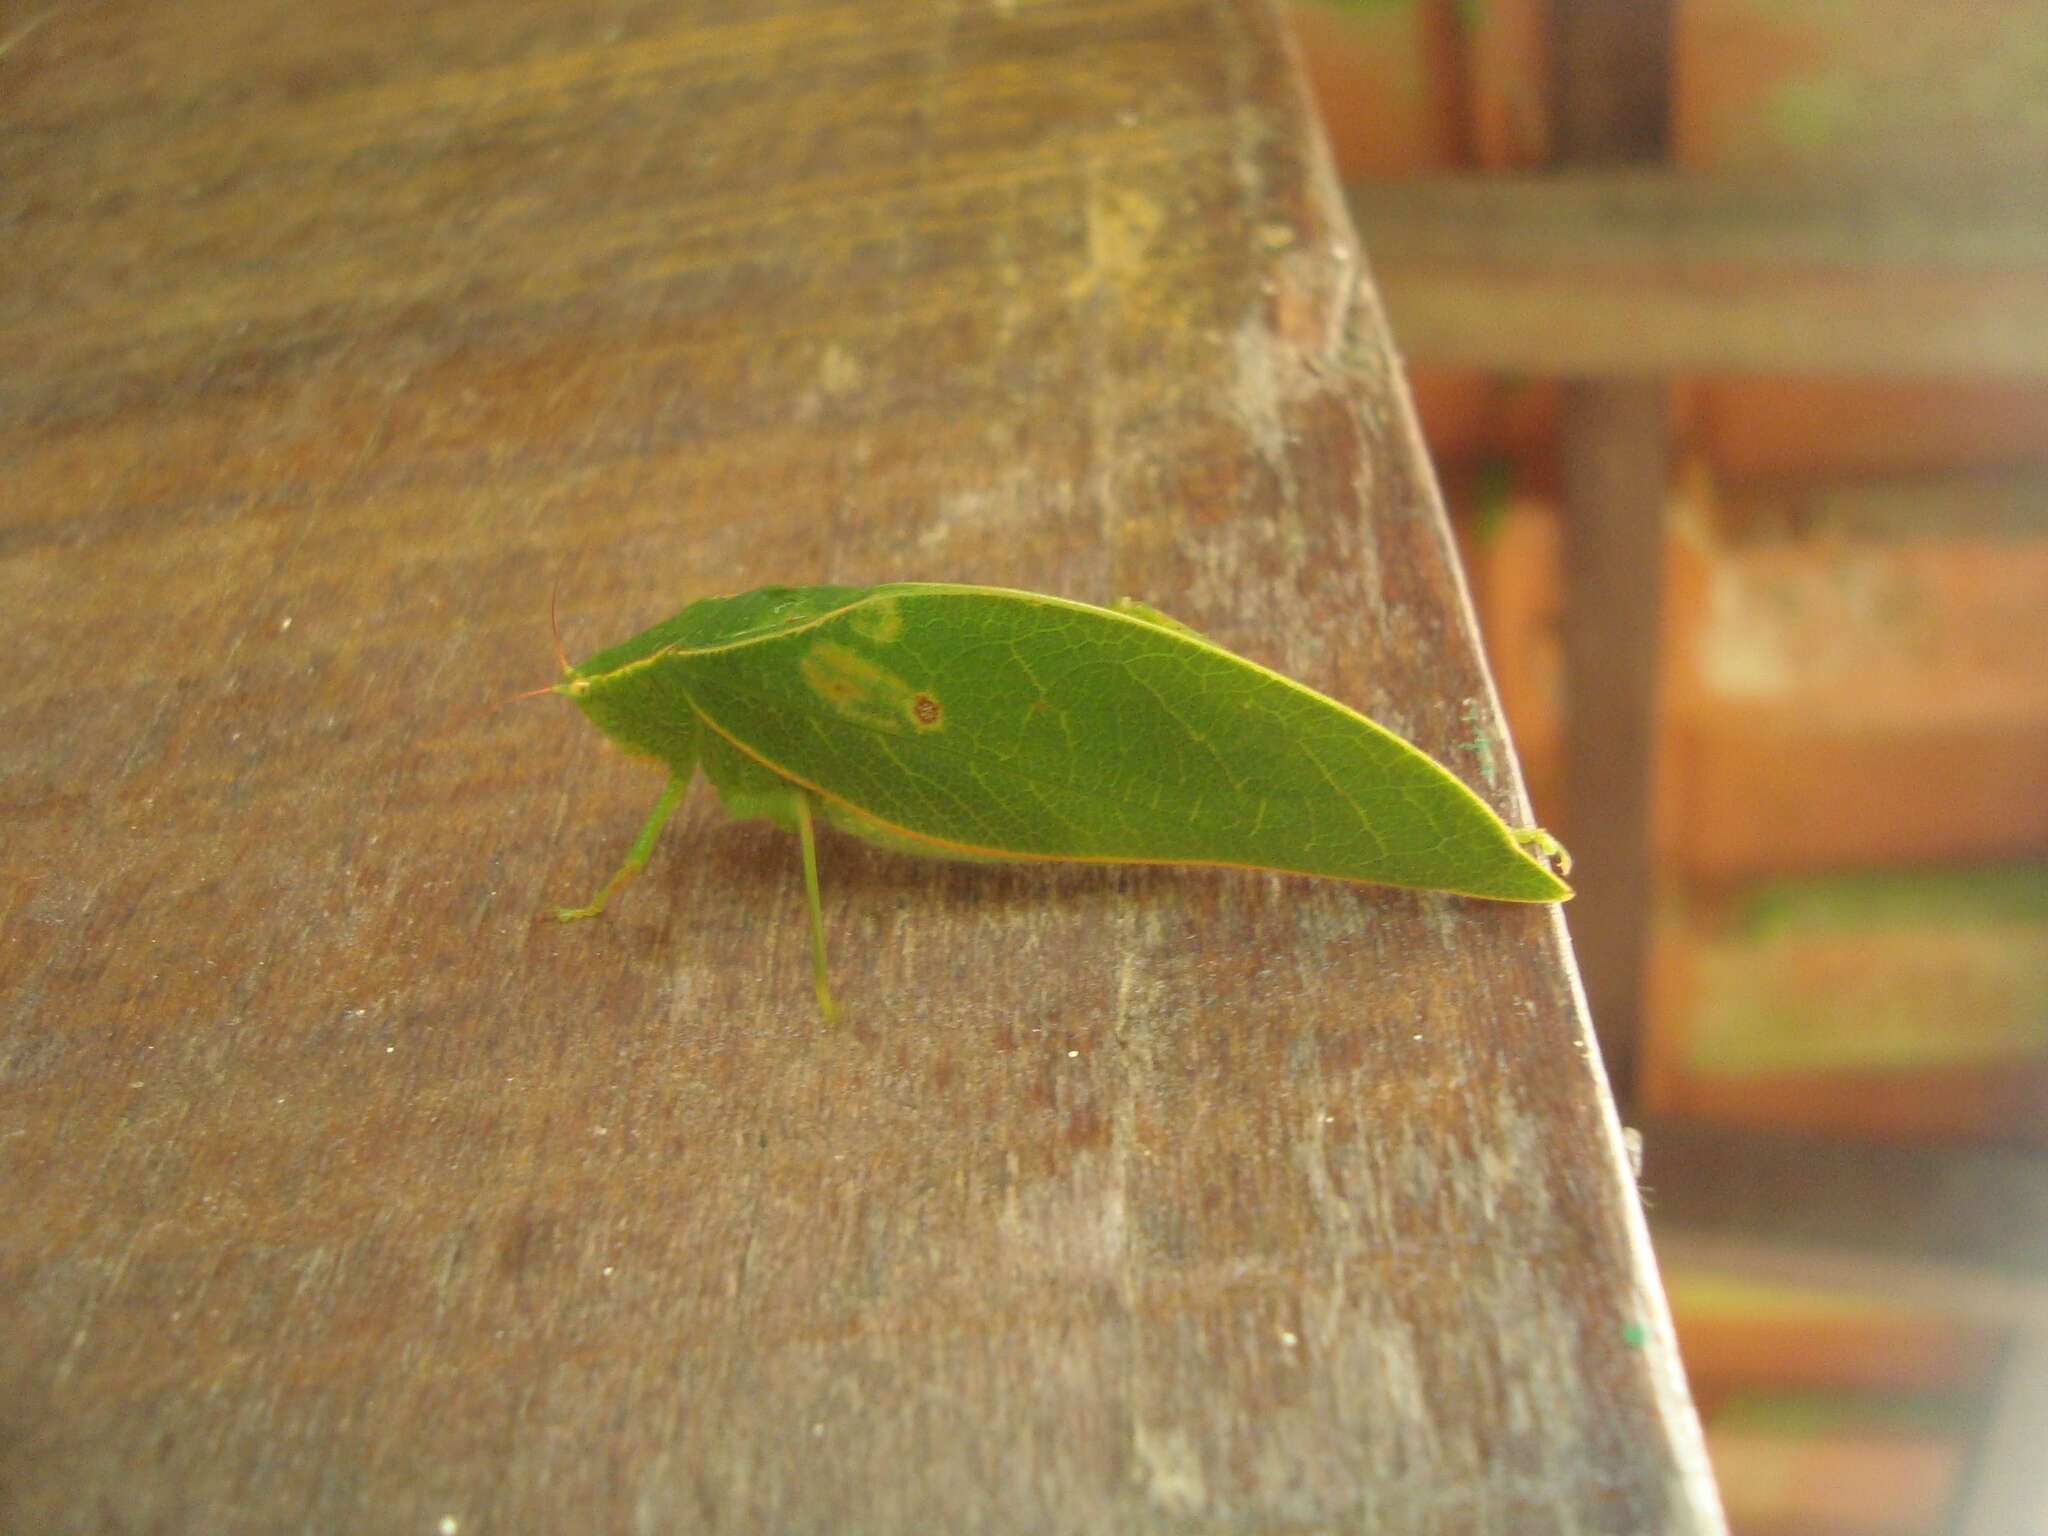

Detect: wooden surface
[0, 2, 1719, 1530]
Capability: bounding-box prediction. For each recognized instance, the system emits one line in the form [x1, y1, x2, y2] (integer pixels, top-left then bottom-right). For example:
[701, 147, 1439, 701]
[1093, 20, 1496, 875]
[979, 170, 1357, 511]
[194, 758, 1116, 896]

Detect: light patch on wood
[1133, 1422, 1208, 1516]
[815, 341, 865, 397]
[995, 1149, 1128, 1278]
[1074, 182, 1165, 298]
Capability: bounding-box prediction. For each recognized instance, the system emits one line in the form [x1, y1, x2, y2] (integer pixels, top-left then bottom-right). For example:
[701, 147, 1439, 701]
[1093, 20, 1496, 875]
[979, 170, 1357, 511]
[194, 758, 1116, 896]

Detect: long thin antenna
[550, 582, 570, 673]
[482, 681, 561, 715]
[461, 589, 572, 731]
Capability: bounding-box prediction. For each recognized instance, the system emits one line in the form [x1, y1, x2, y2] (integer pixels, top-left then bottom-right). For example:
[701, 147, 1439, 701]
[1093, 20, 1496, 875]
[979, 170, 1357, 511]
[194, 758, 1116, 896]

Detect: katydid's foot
[549, 776, 688, 927]
[1513, 826, 1571, 876]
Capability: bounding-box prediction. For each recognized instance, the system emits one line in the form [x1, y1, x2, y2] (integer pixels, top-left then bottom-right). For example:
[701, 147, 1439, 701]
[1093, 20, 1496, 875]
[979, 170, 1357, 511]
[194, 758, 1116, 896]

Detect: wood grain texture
[0, 1, 1720, 1530]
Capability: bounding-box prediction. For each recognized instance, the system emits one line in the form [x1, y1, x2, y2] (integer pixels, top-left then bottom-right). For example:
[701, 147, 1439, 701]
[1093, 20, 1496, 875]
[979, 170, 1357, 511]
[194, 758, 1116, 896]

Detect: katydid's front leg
[790, 791, 839, 1022]
[555, 775, 688, 921]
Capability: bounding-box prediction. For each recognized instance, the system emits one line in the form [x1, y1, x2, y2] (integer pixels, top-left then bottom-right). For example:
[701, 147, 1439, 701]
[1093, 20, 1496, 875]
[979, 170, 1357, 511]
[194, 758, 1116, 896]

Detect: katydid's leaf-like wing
[670, 584, 1567, 901]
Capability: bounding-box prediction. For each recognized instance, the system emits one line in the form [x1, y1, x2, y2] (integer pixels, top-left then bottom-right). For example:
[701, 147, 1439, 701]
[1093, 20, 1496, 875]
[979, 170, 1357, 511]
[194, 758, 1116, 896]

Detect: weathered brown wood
[0, 1, 1719, 1529]
[1352, 171, 2048, 377]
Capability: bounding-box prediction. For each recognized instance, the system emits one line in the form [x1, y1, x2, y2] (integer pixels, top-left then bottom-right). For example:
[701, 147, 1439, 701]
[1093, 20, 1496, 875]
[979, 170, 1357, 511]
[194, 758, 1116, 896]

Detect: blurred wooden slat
[1556, 379, 1669, 1103]
[1955, 1329, 2048, 1536]
[1651, 1126, 2048, 1534]
[1546, 0, 1674, 1107]
[1549, 0, 1672, 163]
[1353, 172, 2048, 378]
[0, 1, 1719, 1530]
[1656, 1231, 2048, 1338]
[1642, 1122, 2048, 1298]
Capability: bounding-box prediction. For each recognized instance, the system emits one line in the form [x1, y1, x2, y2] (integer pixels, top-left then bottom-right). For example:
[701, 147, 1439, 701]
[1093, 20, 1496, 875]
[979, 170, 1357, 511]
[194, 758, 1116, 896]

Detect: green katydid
[543, 583, 1570, 1018]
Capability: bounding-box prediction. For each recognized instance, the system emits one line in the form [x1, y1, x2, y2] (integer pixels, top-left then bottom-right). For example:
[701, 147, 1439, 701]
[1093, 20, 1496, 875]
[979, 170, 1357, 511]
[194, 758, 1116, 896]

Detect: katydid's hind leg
[555, 775, 688, 921]
[696, 730, 839, 1018]
[791, 792, 839, 1022]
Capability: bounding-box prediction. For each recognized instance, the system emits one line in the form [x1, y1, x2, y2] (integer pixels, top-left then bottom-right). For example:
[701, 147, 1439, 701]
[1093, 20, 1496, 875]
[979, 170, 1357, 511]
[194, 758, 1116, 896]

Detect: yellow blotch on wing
[800, 641, 942, 733]
[847, 595, 904, 644]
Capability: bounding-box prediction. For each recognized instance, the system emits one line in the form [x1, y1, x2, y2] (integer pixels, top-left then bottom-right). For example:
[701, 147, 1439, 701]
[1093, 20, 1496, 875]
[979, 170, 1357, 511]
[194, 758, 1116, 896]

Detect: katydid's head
[481, 595, 609, 726]
[513, 585, 699, 758]
[556, 654, 700, 766]
[481, 592, 584, 717]
[556, 667, 612, 734]
[488, 664, 625, 733]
